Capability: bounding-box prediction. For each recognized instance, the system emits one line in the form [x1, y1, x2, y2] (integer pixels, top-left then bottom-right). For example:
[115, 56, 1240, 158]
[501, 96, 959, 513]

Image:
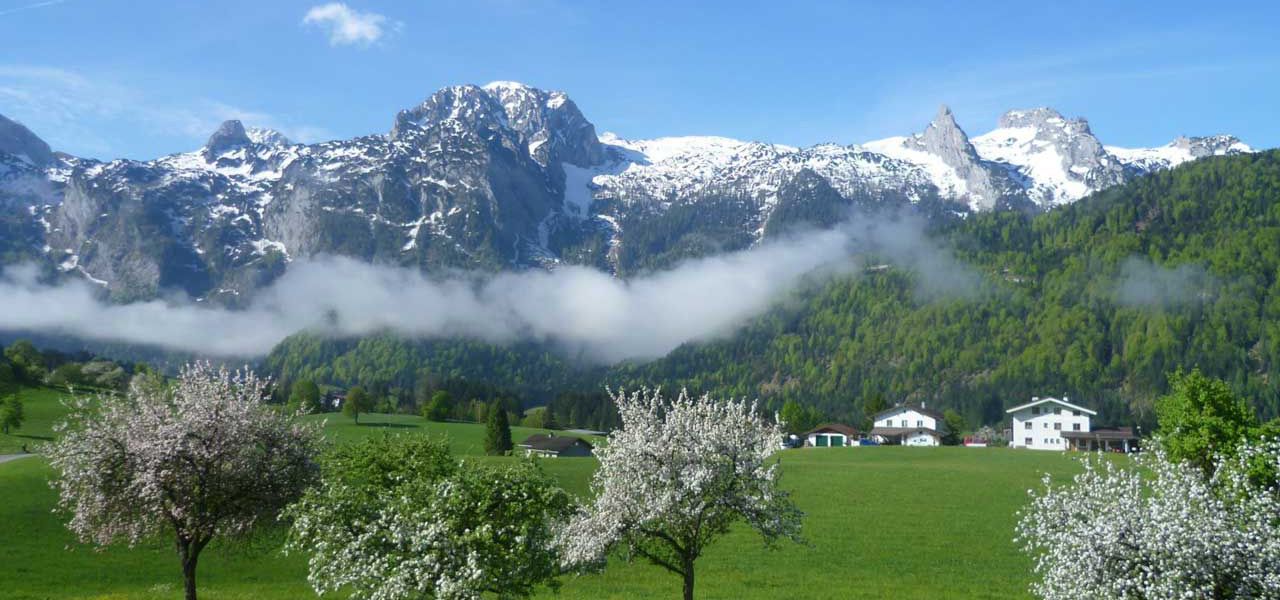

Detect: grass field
[0, 386, 67, 454]
[0, 389, 1092, 599]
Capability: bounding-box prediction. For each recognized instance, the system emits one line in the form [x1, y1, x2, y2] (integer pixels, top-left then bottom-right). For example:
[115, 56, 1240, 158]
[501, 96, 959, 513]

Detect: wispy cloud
[0, 213, 979, 361]
[302, 3, 398, 47]
[0, 0, 66, 17]
[0, 65, 332, 158]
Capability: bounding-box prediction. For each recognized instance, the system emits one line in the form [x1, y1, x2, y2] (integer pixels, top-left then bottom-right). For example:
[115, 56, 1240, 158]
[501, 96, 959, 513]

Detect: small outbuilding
[803, 424, 859, 447]
[518, 434, 594, 458]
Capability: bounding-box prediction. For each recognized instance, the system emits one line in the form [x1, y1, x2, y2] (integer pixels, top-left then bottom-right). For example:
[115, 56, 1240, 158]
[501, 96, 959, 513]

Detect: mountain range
[0, 81, 1254, 302]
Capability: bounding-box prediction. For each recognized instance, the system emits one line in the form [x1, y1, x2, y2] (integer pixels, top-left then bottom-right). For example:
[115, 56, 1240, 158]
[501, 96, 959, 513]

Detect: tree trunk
[682, 560, 695, 600]
[182, 553, 199, 600]
[176, 537, 203, 600]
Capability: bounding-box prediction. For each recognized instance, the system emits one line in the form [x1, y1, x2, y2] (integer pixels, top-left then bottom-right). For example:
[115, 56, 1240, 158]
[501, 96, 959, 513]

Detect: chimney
[921, 401, 927, 409]
[1032, 396, 1039, 402]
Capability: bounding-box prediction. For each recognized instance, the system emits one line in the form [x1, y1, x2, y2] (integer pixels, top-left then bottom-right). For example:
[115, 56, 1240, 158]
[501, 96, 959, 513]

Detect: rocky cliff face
[863, 106, 1027, 211]
[0, 115, 54, 168]
[0, 82, 1255, 301]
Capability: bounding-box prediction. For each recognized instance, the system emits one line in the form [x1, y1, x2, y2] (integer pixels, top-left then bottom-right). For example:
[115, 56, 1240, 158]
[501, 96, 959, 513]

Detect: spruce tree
[484, 402, 513, 456]
[0, 395, 24, 434]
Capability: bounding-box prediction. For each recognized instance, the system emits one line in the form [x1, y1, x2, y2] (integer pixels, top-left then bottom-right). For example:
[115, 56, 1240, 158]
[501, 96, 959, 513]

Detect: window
[1032, 407, 1041, 415]
[1054, 422, 1061, 430]
[1043, 422, 1049, 429]
[1024, 422, 1032, 430]
[916, 420, 923, 427]
[1073, 410, 1081, 416]
[1073, 423, 1081, 431]
[1025, 437, 1032, 446]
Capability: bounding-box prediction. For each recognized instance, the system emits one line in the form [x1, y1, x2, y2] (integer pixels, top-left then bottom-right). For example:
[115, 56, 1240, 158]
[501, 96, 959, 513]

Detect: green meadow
[0, 390, 1088, 599]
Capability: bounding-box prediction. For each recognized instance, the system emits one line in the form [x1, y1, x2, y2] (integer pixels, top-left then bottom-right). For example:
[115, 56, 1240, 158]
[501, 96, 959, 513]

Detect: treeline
[1, 339, 136, 392]
[261, 150, 1280, 431]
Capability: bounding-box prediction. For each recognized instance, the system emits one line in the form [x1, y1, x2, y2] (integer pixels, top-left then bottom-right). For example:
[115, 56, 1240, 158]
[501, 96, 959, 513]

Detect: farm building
[1006, 396, 1098, 451]
[803, 424, 859, 447]
[869, 404, 944, 446]
[518, 434, 594, 458]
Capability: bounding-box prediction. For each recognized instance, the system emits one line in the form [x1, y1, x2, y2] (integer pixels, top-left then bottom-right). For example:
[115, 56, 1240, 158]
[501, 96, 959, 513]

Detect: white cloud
[0, 65, 331, 158]
[0, 214, 978, 361]
[0, 0, 67, 17]
[302, 3, 395, 47]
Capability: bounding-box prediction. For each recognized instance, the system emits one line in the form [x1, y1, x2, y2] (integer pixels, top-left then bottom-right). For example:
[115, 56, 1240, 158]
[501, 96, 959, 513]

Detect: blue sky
[1, 0, 1277, 160]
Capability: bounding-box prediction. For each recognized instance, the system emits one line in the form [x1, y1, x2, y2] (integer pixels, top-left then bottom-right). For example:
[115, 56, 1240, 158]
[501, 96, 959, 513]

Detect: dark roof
[803, 423, 859, 437]
[518, 435, 593, 453]
[873, 403, 945, 421]
[869, 426, 942, 437]
[1061, 427, 1138, 442]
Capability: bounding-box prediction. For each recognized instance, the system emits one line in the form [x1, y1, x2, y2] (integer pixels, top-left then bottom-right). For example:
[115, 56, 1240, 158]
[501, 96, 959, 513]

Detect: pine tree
[484, 402, 513, 456]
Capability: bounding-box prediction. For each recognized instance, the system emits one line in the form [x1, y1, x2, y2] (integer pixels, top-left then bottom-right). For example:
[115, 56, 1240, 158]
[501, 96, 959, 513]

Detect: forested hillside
[266, 150, 1280, 431]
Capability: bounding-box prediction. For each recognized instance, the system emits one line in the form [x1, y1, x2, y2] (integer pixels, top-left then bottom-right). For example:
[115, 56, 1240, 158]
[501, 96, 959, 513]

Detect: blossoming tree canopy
[43, 362, 323, 600]
[558, 388, 804, 600]
[1015, 443, 1280, 600]
[285, 434, 575, 600]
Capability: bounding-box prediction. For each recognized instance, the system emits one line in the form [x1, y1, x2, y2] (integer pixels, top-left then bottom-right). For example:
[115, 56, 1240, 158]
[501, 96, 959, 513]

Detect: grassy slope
[0, 393, 1087, 599]
[0, 386, 67, 453]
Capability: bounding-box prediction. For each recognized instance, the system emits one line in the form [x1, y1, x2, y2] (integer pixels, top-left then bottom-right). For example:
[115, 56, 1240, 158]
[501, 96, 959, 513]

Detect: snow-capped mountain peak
[245, 127, 293, 147]
[0, 83, 1261, 302]
[861, 105, 1019, 211]
[1106, 134, 1253, 172]
[971, 107, 1126, 207]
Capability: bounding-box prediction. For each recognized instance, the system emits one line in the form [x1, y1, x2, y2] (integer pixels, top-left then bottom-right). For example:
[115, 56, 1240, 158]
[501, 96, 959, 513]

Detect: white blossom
[1015, 442, 1280, 599]
[558, 387, 803, 600]
[43, 362, 323, 600]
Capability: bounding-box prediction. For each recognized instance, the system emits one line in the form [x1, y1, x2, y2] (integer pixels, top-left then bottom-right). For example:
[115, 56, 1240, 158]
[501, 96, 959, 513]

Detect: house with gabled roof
[1006, 396, 1097, 451]
[869, 403, 944, 446]
[517, 434, 594, 458]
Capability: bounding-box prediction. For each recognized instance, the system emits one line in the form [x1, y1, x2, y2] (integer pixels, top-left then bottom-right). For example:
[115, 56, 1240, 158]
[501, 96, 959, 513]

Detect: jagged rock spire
[204, 120, 253, 156]
[0, 113, 56, 167]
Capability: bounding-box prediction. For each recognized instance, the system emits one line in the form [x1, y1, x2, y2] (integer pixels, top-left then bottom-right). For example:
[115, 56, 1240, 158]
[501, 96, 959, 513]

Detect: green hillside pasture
[0, 386, 69, 454]
[1, 418, 1090, 599]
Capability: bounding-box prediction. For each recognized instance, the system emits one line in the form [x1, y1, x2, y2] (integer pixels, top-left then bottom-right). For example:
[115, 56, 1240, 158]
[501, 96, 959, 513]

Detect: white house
[869, 404, 944, 446]
[803, 424, 859, 447]
[1006, 396, 1095, 451]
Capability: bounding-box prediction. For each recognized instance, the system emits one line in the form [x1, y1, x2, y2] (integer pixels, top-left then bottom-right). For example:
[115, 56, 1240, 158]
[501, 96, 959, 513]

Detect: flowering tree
[1016, 443, 1280, 599]
[43, 363, 323, 600]
[558, 388, 803, 600]
[285, 434, 574, 600]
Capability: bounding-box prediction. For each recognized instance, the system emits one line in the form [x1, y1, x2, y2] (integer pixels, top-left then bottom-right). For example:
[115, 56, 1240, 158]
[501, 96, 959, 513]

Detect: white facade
[1006, 396, 1095, 451]
[904, 430, 940, 446]
[873, 407, 939, 431]
[871, 406, 942, 446]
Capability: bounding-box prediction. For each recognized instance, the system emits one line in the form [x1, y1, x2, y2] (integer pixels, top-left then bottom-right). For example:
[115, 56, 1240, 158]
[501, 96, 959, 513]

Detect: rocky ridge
[0, 82, 1255, 301]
